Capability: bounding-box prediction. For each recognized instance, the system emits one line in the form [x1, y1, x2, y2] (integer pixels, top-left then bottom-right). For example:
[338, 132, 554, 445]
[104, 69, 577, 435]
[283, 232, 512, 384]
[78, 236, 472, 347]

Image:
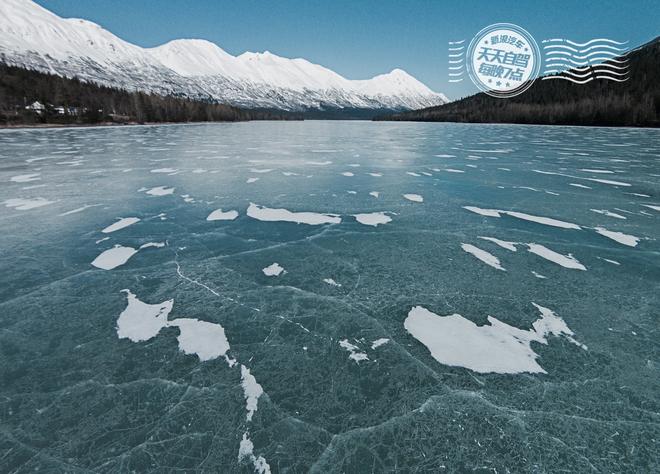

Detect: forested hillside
[377, 37, 660, 127]
[0, 64, 298, 126]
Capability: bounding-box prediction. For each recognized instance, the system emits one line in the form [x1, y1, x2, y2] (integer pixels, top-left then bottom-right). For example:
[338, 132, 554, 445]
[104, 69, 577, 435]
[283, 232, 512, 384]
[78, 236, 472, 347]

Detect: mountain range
[0, 0, 447, 115]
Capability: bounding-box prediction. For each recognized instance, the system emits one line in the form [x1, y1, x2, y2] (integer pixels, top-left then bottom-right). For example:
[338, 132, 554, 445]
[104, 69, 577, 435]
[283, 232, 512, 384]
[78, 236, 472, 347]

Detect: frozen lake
[0, 121, 658, 472]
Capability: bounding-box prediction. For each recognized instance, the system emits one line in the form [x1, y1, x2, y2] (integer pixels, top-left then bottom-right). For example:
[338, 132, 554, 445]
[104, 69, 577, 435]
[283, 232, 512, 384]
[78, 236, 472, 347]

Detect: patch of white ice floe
[353, 212, 392, 226]
[91, 242, 165, 270]
[323, 278, 341, 287]
[262, 262, 285, 277]
[463, 205, 641, 248]
[305, 160, 332, 166]
[246, 177, 259, 184]
[117, 290, 268, 471]
[403, 194, 423, 203]
[240, 365, 264, 422]
[368, 172, 383, 177]
[478, 236, 517, 252]
[102, 217, 140, 233]
[145, 186, 175, 196]
[642, 204, 660, 211]
[594, 227, 639, 247]
[247, 203, 341, 225]
[590, 209, 626, 220]
[371, 338, 390, 349]
[150, 168, 177, 173]
[404, 303, 586, 374]
[369, 191, 380, 198]
[10, 173, 41, 183]
[527, 244, 586, 270]
[339, 339, 369, 363]
[117, 290, 230, 361]
[239, 434, 271, 474]
[341, 172, 354, 177]
[207, 209, 239, 221]
[4, 197, 55, 210]
[461, 243, 505, 271]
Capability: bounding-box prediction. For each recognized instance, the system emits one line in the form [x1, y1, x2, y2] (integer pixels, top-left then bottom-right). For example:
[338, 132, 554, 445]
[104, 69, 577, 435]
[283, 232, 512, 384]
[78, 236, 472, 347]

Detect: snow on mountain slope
[0, 0, 447, 111]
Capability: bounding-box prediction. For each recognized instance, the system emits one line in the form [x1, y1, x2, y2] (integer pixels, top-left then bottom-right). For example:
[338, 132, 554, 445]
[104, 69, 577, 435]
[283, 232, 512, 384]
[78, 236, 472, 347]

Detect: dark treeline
[0, 64, 300, 126]
[377, 37, 660, 127]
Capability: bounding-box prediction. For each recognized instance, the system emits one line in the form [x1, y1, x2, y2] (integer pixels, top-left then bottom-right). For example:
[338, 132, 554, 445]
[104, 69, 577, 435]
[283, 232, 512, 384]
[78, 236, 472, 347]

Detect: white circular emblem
[466, 23, 541, 98]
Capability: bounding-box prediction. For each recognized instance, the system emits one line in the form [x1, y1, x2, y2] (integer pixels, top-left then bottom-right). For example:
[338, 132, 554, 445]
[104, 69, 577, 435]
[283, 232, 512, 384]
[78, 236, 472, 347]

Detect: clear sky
[34, 0, 659, 100]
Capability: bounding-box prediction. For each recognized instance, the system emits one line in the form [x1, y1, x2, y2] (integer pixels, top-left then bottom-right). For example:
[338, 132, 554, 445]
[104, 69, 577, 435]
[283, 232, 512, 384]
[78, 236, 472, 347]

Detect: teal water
[0, 121, 658, 472]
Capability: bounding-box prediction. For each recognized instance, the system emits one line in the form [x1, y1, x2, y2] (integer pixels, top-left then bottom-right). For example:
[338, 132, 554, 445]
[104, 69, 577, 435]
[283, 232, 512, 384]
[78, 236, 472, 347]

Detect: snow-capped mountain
[0, 0, 448, 112]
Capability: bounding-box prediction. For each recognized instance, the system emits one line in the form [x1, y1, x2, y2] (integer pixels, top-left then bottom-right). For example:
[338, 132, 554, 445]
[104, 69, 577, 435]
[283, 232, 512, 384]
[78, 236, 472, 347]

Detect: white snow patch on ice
[247, 203, 341, 225]
[116, 289, 172, 342]
[404, 304, 585, 374]
[403, 193, 423, 203]
[246, 177, 260, 183]
[10, 173, 41, 183]
[353, 212, 392, 226]
[371, 338, 390, 349]
[594, 227, 639, 247]
[102, 217, 140, 233]
[169, 318, 231, 362]
[590, 209, 626, 220]
[207, 209, 239, 221]
[478, 236, 517, 252]
[461, 243, 505, 271]
[240, 365, 264, 422]
[146, 186, 175, 196]
[262, 262, 285, 276]
[339, 339, 368, 363]
[369, 191, 380, 198]
[91, 245, 138, 270]
[527, 244, 586, 270]
[4, 197, 55, 210]
[323, 278, 341, 287]
[341, 171, 354, 177]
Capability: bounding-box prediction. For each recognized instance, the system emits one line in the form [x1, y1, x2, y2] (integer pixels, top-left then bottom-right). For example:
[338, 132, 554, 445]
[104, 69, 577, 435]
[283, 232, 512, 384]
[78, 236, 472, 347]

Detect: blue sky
[35, 0, 659, 99]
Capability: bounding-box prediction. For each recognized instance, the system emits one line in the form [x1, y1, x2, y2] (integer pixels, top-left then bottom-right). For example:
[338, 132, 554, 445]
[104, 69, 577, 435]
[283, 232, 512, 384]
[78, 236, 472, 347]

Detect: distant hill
[376, 37, 660, 127]
[0, 64, 298, 126]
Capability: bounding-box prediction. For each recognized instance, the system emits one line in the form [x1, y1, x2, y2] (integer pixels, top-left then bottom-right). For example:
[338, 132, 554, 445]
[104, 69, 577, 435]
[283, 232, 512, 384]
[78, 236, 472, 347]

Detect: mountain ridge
[0, 0, 447, 115]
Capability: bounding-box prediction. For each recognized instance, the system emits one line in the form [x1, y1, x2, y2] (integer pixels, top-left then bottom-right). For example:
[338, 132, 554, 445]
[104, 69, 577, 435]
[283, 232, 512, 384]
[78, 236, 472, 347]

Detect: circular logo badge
[466, 23, 540, 98]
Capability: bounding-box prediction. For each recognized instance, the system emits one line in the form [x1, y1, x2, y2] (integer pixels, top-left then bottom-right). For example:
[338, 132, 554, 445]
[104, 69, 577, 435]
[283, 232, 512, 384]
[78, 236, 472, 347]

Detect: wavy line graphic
[544, 62, 629, 71]
[542, 38, 628, 47]
[542, 75, 629, 84]
[545, 50, 628, 60]
[540, 37, 630, 84]
[543, 44, 628, 53]
[543, 68, 629, 79]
